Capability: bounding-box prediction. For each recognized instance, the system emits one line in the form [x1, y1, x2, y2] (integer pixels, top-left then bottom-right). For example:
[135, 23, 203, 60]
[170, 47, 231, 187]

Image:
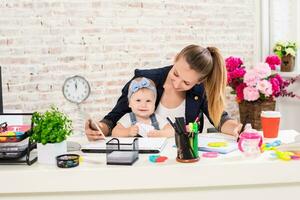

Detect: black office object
[237, 115, 249, 142]
[106, 138, 139, 165]
[0, 113, 37, 165]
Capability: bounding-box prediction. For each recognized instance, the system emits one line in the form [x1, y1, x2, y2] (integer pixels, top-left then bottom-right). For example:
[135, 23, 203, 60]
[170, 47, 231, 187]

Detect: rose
[265, 55, 281, 70]
[243, 86, 260, 101]
[225, 56, 243, 72]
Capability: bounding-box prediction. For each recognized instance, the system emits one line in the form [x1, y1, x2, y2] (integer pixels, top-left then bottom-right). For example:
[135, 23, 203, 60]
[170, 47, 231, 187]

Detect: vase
[281, 55, 295, 72]
[239, 100, 276, 130]
[37, 140, 67, 165]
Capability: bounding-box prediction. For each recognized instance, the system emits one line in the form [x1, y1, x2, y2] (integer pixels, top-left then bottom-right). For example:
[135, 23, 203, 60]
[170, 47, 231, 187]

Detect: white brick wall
[0, 0, 256, 133]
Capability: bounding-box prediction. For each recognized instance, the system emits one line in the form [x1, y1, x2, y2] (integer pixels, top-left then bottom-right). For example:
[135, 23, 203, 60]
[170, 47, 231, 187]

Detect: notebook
[81, 137, 167, 154]
[198, 133, 238, 154]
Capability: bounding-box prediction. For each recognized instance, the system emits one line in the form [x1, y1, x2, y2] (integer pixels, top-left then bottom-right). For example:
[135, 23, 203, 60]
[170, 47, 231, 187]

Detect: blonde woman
[85, 44, 242, 140]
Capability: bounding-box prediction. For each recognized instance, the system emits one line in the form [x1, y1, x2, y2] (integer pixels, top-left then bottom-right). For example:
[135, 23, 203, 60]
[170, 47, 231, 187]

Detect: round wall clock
[62, 75, 91, 104]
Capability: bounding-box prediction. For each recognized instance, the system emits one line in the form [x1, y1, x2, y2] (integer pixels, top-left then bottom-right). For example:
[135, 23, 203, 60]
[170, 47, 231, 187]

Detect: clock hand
[75, 80, 78, 90]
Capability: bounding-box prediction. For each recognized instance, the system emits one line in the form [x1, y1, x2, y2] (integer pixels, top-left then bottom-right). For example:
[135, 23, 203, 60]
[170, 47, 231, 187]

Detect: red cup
[261, 111, 281, 138]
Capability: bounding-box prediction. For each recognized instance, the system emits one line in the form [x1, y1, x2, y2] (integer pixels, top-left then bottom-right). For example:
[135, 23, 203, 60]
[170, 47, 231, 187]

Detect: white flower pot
[37, 141, 67, 165]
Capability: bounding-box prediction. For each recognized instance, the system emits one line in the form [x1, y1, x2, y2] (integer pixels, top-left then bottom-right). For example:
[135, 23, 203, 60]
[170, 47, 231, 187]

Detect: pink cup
[261, 111, 281, 138]
[238, 132, 262, 158]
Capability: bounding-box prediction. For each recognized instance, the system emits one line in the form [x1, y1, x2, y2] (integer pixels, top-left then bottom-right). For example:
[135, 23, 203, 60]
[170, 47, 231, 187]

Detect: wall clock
[62, 75, 91, 104]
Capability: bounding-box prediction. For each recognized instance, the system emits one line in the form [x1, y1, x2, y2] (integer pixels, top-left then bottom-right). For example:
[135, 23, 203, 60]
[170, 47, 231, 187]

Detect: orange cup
[261, 111, 281, 138]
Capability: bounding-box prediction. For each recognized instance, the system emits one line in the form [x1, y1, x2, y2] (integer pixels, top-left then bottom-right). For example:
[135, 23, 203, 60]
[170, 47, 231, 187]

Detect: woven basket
[239, 100, 276, 130]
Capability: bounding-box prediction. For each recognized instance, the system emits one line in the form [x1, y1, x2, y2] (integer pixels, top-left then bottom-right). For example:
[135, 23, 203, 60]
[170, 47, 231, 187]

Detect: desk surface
[1, 130, 300, 198]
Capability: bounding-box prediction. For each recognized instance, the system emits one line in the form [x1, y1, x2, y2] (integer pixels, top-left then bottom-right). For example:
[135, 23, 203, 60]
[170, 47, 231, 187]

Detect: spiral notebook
[81, 137, 167, 154]
[198, 133, 238, 154]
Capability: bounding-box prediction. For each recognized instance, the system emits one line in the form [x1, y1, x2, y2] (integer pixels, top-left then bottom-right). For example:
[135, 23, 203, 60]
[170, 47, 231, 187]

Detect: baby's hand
[129, 125, 139, 137]
[147, 130, 160, 137]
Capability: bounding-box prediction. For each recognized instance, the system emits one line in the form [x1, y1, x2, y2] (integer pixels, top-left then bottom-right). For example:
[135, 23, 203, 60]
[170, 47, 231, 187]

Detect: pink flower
[225, 55, 296, 103]
[236, 83, 246, 102]
[230, 67, 246, 79]
[253, 63, 271, 79]
[244, 70, 259, 87]
[270, 74, 288, 97]
[270, 77, 280, 96]
[243, 86, 260, 101]
[257, 80, 273, 97]
[225, 56, 243, 72]
[265, 55, 281, 70]
[273, 74, 283, 86]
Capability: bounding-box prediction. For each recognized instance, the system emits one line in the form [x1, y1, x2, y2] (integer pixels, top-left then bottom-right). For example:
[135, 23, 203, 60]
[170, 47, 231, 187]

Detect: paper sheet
[198, 133, 238, 154]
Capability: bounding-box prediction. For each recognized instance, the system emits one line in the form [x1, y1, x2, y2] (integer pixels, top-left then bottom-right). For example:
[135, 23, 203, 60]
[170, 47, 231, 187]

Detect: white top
[118, 113, 168, 137]
[155, 100, 186, 122]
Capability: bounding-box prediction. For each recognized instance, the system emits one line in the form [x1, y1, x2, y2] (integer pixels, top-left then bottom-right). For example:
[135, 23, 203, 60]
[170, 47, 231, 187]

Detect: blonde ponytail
[205, 47, 227, 126]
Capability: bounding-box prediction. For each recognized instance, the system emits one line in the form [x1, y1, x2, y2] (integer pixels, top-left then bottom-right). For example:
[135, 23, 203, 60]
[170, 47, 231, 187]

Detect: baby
[112, 77, 174, 137]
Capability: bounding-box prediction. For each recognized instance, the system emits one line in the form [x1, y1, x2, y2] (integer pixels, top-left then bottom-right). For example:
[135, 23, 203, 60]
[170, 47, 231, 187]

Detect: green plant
[30, 106, 72, 145]
[273, 41, 297, 58]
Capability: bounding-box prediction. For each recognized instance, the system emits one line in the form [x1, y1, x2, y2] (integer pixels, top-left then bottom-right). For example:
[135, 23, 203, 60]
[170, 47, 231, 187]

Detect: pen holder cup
[175, 132, 199, 163]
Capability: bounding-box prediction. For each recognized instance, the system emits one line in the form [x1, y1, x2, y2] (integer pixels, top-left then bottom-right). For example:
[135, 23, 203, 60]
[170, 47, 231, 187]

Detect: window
[260, 0, 300, 72]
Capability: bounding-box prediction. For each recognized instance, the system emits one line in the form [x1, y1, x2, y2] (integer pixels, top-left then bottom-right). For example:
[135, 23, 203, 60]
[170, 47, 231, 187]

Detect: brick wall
[0, 0, 256, 133]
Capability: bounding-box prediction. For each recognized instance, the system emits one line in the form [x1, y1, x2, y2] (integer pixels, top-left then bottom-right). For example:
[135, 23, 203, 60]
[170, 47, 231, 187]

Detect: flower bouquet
[226, 55, 289, 129]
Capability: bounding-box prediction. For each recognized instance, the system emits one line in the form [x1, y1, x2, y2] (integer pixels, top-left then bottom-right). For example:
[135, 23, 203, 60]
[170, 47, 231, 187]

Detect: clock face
[62, 75, 91, 104]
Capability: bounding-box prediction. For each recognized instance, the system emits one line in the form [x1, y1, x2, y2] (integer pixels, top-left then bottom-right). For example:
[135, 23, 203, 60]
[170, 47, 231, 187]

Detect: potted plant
[273, 41, 298, 72]
[30, 106, 72, 165]
[225, 55, 298, 130]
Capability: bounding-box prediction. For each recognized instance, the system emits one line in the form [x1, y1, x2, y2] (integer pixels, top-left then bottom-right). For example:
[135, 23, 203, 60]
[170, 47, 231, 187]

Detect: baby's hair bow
[128, 77, 157, 99]
[130, 78, 150, 93]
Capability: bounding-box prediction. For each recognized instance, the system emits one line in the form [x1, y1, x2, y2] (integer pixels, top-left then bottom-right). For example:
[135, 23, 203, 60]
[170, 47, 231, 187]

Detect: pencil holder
[175, 132, 199, 163]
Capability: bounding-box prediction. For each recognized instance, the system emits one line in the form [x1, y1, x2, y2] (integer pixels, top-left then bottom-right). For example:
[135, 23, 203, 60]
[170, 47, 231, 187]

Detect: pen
[237, 115, 249, 142]
[236, 122, 247, 142]
[90, 118, 106, 139]
[166, 117, 175, 128]
[166, 117, 181, 134]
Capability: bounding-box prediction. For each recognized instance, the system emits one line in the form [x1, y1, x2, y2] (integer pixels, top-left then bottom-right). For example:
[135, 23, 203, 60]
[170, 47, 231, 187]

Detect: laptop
[81, 137, 168, 154]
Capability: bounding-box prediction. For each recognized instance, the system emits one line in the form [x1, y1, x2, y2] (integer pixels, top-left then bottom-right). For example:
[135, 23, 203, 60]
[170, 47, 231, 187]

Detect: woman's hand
[85, 120, 107, 141]
[221, 120, 243, 138]
[232, 123, 243, 138]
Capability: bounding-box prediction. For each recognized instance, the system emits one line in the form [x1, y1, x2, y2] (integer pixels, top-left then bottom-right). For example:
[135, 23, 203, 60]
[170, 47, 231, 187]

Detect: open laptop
[81, 137, 168, 154]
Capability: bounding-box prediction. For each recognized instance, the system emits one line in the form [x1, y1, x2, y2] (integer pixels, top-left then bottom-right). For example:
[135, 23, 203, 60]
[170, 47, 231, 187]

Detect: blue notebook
[198, 133, 238, 154]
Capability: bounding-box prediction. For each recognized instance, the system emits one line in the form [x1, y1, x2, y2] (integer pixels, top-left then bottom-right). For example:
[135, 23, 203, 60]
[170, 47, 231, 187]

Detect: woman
[85, 44, 242, 140]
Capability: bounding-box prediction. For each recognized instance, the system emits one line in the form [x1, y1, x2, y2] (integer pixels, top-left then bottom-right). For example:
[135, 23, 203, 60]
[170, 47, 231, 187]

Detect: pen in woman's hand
[89, 118, 106, 139]
[236, 123, 245, 142]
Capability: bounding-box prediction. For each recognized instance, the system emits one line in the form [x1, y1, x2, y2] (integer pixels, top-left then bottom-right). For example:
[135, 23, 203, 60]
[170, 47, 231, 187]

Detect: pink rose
[244, 70, 259, 87]
[243, 86, 260, 101]
[230, 67, 246, 79]
[236, 83, 246, 102]
[257, 80, 273, 97]
[273, 74, 283, 86]
[225, 56, 243, 72]
[270, 77, 280, 96]
[253, 63, 271, 79]
[265, 55, 281, 70]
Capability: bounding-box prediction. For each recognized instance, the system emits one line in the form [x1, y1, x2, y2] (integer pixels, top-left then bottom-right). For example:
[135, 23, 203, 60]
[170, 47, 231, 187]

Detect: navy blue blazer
[102, 66, 231, 134]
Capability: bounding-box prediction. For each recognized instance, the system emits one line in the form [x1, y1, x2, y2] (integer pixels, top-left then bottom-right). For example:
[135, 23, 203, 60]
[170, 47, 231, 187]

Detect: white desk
[1, 130, 300, 200]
